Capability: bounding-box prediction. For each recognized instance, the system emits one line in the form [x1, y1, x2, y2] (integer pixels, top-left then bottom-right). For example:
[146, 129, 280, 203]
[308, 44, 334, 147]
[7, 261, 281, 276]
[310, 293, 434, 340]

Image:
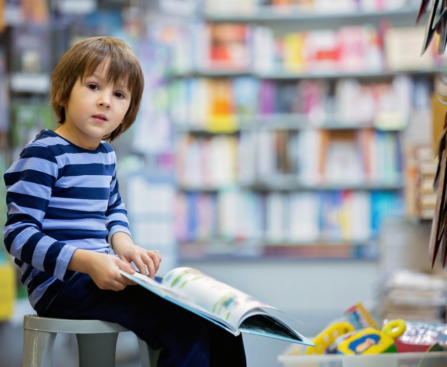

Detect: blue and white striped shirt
[3, 129, 131, 314]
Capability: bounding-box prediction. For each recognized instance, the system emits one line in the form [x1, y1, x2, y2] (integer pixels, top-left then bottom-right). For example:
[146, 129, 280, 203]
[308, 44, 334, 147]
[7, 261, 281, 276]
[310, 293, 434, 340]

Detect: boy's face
[61, 59, 131, 147]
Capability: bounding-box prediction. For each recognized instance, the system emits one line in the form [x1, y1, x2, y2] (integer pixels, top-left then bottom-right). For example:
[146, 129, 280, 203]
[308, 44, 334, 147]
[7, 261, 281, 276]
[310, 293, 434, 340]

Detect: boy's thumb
[118, 258, 135, 274]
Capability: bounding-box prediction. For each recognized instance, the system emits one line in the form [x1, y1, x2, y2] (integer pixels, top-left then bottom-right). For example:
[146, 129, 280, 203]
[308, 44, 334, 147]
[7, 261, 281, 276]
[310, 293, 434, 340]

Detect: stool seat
[22, 315, 159, 367]
[24, 315, 128, 334]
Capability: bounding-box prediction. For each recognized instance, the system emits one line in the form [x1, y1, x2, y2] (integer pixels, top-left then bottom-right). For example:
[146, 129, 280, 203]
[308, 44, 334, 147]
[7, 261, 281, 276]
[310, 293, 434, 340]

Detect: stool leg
[76, 333, 119, 367]
[137, 337, 159, 367]
[22, 329, 56, 367]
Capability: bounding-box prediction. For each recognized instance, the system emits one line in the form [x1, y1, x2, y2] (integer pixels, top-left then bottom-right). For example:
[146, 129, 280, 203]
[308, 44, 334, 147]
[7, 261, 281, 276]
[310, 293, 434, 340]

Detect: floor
[0, 300, 318, 367]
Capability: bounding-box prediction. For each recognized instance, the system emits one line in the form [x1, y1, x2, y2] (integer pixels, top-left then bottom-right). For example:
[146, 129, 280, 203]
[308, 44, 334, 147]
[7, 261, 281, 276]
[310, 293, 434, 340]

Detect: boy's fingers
[110, 280, 127, 291]
[133, 258, 148, 277]
[114, 260, 136, 285]
[153, 250, 162, 263]
[142, 254, 156, 279]
[120, 276, 136, 286]
[156, 251, 162, 263]
[147, 251, 160, 271]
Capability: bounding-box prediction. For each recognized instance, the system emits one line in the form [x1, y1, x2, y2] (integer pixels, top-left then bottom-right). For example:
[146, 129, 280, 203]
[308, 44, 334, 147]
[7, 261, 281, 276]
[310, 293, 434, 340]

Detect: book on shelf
[406, 147, 437, 220]
[176, 189, 404, 244]
[169, 75, 424, 130]
[201, 23, 252, 71]
[121, 267, 313, 345]
[177, 128, 403, 187]
[384, 28, 435, 71]
[237, 129, 402, 185]
[177, 135, 237, 188]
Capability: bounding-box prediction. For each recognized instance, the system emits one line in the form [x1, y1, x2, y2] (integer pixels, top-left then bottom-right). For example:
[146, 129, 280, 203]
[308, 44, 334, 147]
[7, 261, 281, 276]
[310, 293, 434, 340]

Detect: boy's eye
[87, 84, 98, 91]
[114, 92, 125, 99]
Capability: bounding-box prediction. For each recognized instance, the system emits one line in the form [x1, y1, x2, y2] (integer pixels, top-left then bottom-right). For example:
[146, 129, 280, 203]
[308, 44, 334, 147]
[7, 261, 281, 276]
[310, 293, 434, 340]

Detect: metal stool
[23, 315, 159, 367]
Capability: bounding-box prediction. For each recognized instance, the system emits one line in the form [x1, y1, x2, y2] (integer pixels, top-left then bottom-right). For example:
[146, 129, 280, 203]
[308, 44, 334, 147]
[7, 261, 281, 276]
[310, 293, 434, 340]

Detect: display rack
[171, 5, 427, 262]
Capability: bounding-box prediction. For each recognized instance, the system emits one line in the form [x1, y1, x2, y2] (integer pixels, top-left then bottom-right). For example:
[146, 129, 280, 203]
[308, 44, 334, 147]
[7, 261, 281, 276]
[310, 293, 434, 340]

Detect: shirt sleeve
[105, 169, 132, 245]
[3, 142, 77, 281]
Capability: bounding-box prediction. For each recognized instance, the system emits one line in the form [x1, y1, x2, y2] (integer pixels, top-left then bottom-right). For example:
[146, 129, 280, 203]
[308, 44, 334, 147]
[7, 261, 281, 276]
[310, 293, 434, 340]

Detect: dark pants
[41, 273, 246, 367]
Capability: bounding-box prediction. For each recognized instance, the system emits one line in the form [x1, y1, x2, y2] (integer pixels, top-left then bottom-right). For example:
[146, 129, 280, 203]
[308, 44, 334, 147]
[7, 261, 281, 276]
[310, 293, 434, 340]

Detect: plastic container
[278, 345, 447, 367]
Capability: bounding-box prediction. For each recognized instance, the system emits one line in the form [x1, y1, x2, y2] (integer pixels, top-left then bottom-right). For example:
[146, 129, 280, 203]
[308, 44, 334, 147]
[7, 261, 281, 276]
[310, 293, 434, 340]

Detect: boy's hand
[68, 249, 136, 291]
[112, 232, 162, 279]
[88, 252, 137, 291]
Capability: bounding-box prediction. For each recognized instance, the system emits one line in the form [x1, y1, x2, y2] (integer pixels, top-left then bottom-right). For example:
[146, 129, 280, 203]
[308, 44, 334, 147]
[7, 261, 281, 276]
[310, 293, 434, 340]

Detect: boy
[3, 37, 246, 366]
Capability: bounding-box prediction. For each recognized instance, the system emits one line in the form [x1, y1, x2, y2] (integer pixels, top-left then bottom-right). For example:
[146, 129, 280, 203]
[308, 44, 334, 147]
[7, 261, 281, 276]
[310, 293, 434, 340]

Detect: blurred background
[0, 0, 446, 366]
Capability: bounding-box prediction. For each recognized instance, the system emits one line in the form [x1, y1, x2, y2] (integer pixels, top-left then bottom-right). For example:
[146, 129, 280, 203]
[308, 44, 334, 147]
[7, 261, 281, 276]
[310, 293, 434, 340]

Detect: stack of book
[380, 270, 447, 324]
[176, 189, 403, 243]
[415, 148, 437, 220]
[170, 76, 426, 131]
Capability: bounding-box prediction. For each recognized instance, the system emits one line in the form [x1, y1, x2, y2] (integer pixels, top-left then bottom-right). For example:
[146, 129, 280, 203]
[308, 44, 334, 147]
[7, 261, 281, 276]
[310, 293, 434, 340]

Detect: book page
[162, 267, 269, 330]
[120, 270, 238, 334]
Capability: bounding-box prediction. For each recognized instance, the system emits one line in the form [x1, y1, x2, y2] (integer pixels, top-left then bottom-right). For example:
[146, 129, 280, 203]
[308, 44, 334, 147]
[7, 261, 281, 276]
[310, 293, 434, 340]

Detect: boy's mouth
[92, 114, 108, 122]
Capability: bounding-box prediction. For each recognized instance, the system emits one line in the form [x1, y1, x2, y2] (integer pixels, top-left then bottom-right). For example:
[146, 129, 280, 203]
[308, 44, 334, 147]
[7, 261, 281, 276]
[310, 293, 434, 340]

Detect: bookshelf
[170, 3, 434, 262]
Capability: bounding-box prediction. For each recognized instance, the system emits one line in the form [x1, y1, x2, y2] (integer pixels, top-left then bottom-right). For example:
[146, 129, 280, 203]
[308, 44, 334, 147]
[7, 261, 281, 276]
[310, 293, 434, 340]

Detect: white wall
[179, 260, 379, 336]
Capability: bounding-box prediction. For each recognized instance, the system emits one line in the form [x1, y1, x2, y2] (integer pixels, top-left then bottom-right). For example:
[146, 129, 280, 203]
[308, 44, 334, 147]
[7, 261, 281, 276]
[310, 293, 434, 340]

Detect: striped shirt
[3, 129, 131, 314]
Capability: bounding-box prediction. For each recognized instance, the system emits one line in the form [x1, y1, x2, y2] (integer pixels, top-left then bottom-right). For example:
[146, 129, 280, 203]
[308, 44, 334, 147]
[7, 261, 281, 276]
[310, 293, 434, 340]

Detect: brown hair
[50, 36, 144, 141]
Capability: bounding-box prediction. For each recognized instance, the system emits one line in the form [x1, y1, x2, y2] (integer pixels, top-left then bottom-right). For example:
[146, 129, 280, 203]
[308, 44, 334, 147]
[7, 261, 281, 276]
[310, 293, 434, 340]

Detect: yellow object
[337, 328, 397, 355]
[306, 322, 355, 355]
[344, 302, 379, 330]
[283, 33, 305, 73]
[0, 262, 16, 321]
[337, 320, 405, 355]
[382, 319, 406, 339]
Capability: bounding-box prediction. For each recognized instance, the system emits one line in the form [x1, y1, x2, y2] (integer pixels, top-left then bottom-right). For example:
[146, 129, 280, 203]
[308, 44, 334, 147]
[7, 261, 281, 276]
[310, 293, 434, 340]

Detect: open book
[120, 267, 313, 346]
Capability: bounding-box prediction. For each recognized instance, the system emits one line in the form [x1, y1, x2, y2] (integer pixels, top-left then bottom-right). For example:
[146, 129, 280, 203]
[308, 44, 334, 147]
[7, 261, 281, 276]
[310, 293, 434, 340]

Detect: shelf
[202, 7, 418, 23]
[258, 68, 440, 80]
[10, 73, 51, 93]
[178, 242, 378, 262]
[174, 67, 440, 79]
[175, 116, 407, 133]
[247, 181, 404, 191]
[179, 181, 404, 192]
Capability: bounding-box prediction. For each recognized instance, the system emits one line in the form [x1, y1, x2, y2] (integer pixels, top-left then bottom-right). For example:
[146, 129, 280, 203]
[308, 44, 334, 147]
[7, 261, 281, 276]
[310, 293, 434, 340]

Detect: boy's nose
[98, 92, 111, 109]
[98, 99, 111, 109]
